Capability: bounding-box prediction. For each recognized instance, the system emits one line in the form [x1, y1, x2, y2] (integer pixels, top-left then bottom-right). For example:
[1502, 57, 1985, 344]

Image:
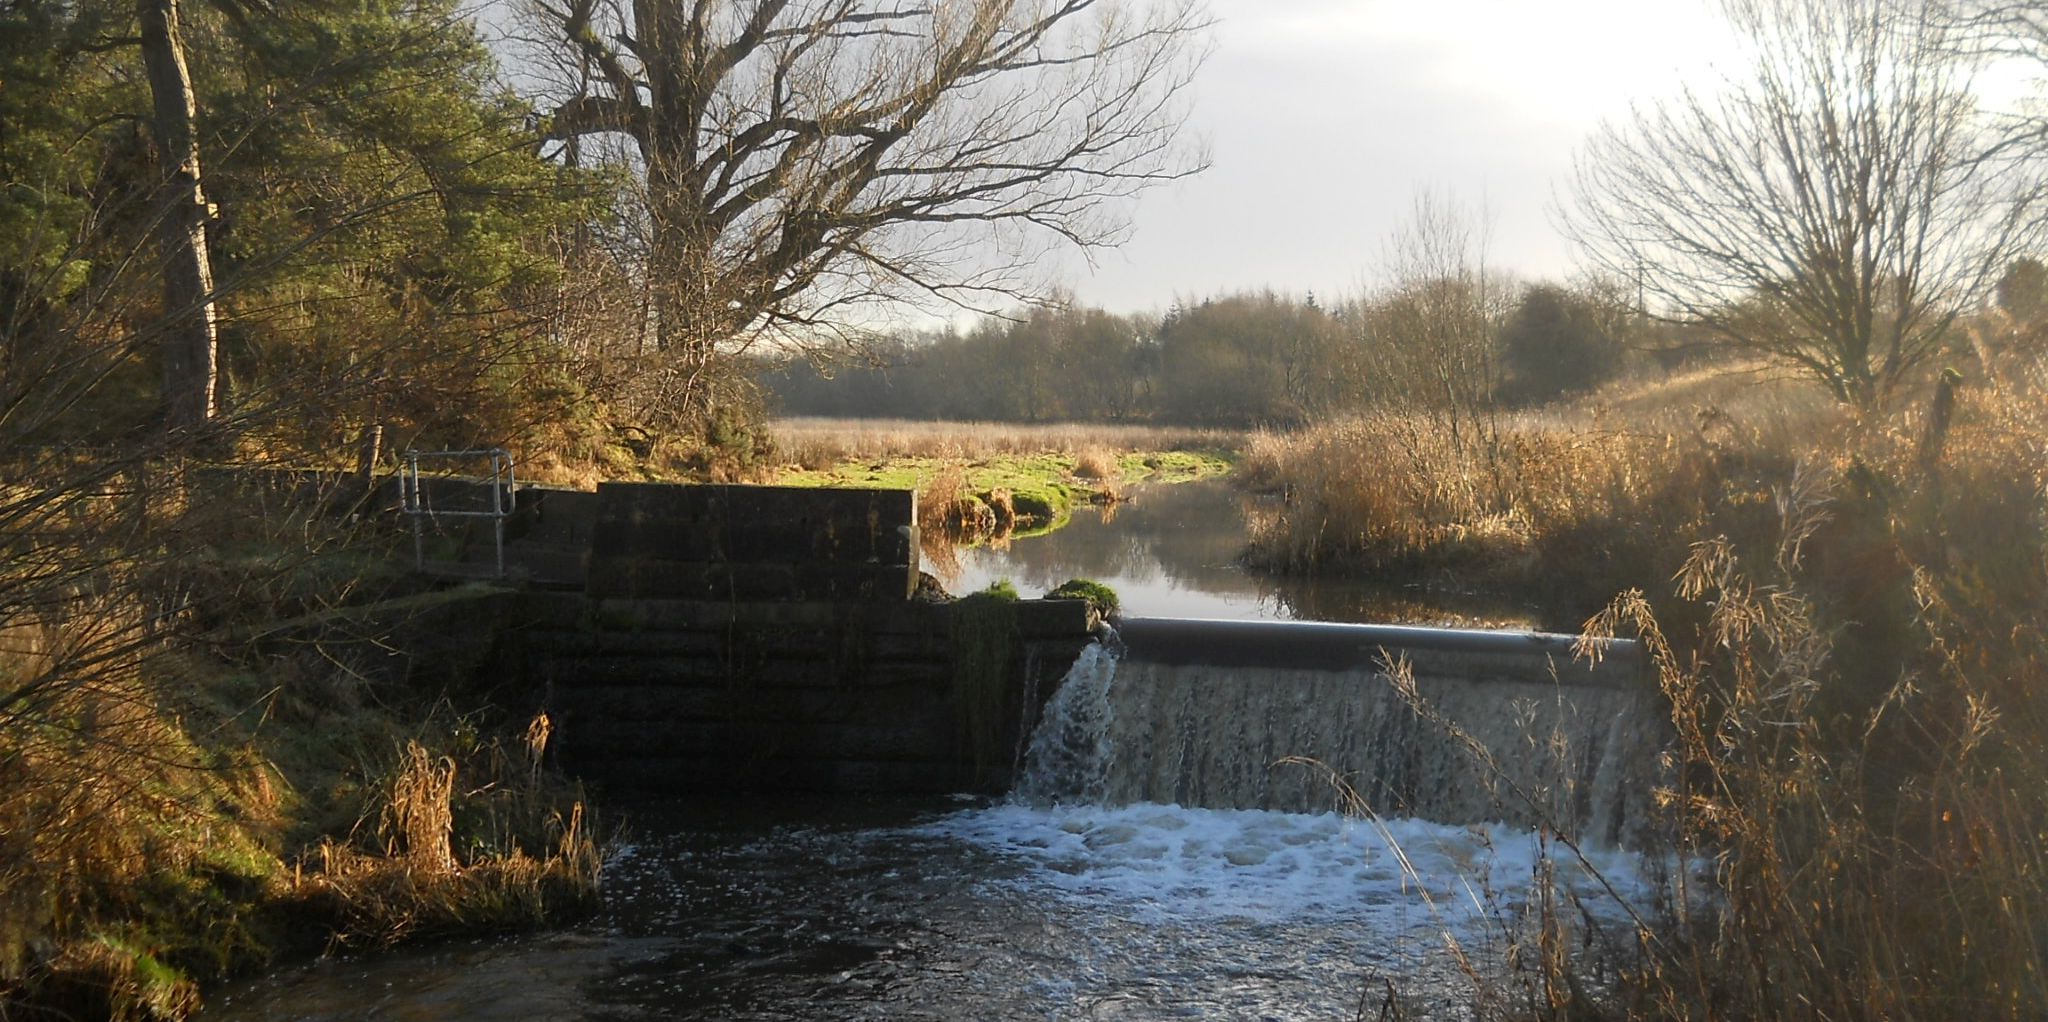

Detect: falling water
[204, 620, 1671, 1020]
[1014, 619, 1666, 848]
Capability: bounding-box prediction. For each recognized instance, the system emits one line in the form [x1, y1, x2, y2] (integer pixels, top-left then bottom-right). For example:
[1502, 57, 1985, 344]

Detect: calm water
[932, 477, 1538, 628]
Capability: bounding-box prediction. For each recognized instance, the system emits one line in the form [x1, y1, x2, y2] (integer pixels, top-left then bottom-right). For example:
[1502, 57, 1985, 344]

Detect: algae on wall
[948, 584, 1020, 784]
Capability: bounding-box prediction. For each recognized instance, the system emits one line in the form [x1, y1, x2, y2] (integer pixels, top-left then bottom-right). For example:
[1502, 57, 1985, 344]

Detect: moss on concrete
[949, 586, 1020, 784]
[1045, 578, 1120, 619]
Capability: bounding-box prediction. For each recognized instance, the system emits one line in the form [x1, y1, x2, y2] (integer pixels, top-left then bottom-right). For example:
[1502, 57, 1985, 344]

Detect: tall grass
[770, 416, 1242, 467]
[1257, 364, 2048, 1018]
[288, 729, 599, 952]
[1239, 382, 1830, 627]
[0, 467, 600, 1020]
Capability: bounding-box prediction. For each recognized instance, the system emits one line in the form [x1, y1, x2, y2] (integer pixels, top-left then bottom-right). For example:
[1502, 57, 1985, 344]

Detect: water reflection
[934, 477, 1539, 629]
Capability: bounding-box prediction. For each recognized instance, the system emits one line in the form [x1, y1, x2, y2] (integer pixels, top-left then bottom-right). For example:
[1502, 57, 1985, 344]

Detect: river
[206, 794, 1652, 1021]
[201, 475, 1652, 1021]
[931, 477, 1538, 627]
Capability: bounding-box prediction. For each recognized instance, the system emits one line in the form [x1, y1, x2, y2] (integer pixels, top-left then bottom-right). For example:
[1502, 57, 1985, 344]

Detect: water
[932, 477, 1539, 627]
[206, 638, 1665, 1021]
[205, 796, 1654, 1022]
[205, 479, 1660, 1018]
[1016, 641, 1663, 848]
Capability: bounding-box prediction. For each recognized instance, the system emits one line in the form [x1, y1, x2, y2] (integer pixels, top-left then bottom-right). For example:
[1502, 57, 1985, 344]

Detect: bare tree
[1947, 2, 2048, 159]
[1567, 0, 2026, 409]
[1360, 192, 1509, 424]
[515, 0, 1209, 424]
[1343, 193, 1520, 521]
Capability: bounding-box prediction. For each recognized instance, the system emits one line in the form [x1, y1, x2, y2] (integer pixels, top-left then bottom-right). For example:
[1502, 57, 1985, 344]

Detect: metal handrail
[401, 448, 516, 576]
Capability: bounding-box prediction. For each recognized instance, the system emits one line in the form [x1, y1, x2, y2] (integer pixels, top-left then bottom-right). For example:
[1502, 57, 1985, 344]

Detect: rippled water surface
[206, 796, 1651, 1021]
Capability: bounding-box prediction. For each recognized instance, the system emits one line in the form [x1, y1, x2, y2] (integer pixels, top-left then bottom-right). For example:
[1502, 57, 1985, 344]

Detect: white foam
[919, 802, 1657, 936]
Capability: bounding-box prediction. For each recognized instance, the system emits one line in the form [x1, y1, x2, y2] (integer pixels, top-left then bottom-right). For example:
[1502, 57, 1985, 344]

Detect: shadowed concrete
[1115, 617, 1644, 688]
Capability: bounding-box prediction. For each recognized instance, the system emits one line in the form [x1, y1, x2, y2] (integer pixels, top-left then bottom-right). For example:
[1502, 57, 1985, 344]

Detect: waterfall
[1013, 642, 1121, 805]
[1012, 618, 1667, 849]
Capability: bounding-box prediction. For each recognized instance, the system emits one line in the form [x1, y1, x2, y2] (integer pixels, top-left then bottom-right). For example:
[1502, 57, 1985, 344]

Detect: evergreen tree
[0, 0, 599, 453]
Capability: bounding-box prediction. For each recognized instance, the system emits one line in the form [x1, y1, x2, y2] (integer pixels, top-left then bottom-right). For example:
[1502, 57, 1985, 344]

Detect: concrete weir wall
[197, 468, 1101, 793]
[586, 482, 920, 600]
[508, 594, 1093, 794]
[496, 481, 1098, 794]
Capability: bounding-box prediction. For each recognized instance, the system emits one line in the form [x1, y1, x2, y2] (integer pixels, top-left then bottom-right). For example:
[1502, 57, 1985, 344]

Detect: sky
[1052, 0, 1748, 314]
[479, 1, 2048, 324]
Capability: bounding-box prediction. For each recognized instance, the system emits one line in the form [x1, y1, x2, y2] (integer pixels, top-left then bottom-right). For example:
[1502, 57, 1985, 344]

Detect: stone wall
[197, 469, 1098, 794]
[587, 482, 917, 600]
[507, 593, 1096, 794]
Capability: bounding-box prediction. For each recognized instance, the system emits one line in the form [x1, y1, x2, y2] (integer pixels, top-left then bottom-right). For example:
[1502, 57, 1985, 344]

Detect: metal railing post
[401, 448, 516, 578]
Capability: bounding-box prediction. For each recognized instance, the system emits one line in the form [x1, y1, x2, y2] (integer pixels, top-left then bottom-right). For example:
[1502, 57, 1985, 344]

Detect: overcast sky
[1052, 0, 1748, 314]
[481, 2, 2046, 323]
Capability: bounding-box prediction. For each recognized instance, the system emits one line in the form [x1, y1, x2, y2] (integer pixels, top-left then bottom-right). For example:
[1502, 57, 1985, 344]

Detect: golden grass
[1252, 361, 2048, 1019]
[287, 730, 599, 952]
[1070, 446, 1119, 480]
[0, 477, 601, 1019]
[1239, 395, 1838, 622]
[769, 416, 1242, 467]
[1521, 359, 1834, 433]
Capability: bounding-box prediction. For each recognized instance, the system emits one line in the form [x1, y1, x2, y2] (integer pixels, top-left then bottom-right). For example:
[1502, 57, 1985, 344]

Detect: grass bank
[1244, 365, 2048, 1019]
[768, 418, 1236, 539]
[1238, 370, 1837, 628]
[0, 482, 600, 1021]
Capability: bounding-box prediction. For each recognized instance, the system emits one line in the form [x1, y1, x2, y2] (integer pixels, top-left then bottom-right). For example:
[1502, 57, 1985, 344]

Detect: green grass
[772, 449, 1232, 528]
[1118, 449, 1235, 483]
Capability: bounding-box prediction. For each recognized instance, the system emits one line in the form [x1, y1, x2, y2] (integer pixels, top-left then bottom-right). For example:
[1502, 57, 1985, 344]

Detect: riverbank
[765, 418, 1236, 538]
[0, 524, 601, 1021]
[1230, 373, 2048, 1017]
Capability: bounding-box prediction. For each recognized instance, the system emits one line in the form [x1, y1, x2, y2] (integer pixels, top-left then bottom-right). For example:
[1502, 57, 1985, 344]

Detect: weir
[301, 469, 1667, 843]
[1018, 618, 1663, 849]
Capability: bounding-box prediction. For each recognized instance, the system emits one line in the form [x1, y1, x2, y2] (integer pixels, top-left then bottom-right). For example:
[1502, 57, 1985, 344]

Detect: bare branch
[1567, 0, 2028, 408]
[513, 0, 1210, 420]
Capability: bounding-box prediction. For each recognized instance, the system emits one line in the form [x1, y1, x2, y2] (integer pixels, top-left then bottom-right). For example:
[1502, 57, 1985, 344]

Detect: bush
[1259, 371, 2048, 1018]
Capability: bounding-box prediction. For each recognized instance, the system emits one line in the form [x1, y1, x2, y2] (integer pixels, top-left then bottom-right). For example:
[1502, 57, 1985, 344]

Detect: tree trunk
[646, 183, 731, 424]
[138, 0, 219, 431]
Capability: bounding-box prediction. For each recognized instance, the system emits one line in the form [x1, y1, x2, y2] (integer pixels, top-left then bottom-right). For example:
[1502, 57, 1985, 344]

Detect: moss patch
[1120, 449, 1235, 483]
[1046, 578, 1120, 619]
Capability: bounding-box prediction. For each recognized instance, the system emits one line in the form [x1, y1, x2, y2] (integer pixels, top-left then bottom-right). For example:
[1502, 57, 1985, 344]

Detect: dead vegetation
[770, 417, 1241, 467]
[0, 466, 600, 1020]
[1251, 359, 2048, 1019]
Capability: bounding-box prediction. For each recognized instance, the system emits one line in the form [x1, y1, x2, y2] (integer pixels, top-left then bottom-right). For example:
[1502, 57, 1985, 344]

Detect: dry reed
[770, 416, 1242, 465]
[1265, 362, 2048, 1019]
[291, 724, 599, 951]
[1071, 446, 1119, 480]
[0, 466, 602, 1019]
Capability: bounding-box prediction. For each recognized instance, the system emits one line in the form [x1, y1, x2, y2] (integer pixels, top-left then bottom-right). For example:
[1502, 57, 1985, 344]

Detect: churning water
[206, 631, 1665, 1021]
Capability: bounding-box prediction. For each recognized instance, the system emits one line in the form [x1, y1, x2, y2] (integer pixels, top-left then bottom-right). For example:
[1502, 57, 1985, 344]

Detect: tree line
[10, 0, 2048, 462]
[2, 0, 1208, 468]
[762, 275, 1636, 428]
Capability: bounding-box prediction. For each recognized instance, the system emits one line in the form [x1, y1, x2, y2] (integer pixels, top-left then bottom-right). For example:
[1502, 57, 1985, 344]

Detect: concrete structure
[587, 483, 919, 600]
[423, 478, 1103, 794]
[502, 593, 1092, 793]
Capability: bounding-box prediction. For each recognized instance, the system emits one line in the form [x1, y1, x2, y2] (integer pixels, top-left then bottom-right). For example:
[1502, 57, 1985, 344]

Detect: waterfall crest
[1013, 618, 1666, 848]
